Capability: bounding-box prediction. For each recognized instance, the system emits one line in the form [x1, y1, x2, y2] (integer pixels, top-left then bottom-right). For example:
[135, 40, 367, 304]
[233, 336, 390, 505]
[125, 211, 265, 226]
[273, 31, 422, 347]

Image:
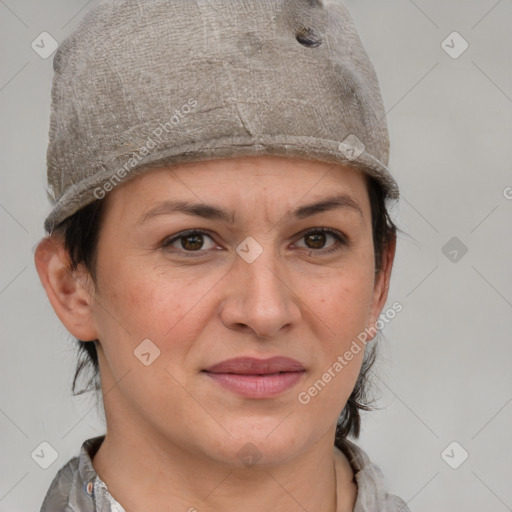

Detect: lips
[203, 357, 306, 398]
[204, 356, 305, 375]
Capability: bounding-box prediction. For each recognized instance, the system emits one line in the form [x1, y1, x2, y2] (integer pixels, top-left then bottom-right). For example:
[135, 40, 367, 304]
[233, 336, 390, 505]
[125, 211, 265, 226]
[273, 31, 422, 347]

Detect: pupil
[306, 233, 325, 249]
[183, 234, 203, 251]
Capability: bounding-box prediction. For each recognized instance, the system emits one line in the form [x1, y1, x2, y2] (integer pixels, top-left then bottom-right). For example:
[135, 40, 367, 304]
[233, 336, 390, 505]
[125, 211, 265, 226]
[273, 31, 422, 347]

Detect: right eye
[161, 229, 219, 256]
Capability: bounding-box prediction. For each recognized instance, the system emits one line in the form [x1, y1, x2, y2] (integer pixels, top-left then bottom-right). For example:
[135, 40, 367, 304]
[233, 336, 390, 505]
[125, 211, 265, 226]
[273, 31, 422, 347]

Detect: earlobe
[34, 236, 98, 342]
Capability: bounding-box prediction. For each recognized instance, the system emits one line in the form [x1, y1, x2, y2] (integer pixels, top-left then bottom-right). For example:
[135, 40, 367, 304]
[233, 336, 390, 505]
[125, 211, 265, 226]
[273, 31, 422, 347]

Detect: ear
[366, 233, 397, 341]
[34, 235, 99, 342]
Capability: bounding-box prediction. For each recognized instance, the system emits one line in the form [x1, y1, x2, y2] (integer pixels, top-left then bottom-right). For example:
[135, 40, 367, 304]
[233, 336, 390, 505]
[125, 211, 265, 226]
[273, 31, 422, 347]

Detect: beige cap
[44, 0, 399, 233]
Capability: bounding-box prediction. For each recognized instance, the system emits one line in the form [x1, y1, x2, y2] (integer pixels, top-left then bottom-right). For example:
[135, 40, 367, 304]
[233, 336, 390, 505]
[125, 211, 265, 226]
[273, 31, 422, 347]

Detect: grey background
[1, 0, 511, 510]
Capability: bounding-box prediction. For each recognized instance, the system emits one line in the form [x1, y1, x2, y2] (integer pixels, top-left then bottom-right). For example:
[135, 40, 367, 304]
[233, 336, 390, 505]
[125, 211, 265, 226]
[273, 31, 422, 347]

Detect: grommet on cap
[296, 26, 323, 47]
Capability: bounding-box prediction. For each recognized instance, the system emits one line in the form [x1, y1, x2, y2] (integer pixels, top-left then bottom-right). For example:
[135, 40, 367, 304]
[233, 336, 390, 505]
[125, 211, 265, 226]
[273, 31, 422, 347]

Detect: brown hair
[49, 171, 397, 441]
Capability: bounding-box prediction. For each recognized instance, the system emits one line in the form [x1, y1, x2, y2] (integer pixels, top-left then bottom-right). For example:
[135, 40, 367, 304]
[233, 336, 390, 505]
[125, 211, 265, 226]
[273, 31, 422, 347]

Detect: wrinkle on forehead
[102, 156, 369, 229]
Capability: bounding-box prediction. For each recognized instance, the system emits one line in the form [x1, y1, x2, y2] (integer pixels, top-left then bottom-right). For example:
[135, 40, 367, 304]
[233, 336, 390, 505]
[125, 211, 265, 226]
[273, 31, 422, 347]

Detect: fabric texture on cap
[44, 0, 399, 233]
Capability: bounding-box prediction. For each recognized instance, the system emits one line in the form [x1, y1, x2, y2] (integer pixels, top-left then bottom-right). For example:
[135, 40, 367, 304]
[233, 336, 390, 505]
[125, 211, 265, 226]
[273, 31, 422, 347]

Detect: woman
[35, 1, 410, 510]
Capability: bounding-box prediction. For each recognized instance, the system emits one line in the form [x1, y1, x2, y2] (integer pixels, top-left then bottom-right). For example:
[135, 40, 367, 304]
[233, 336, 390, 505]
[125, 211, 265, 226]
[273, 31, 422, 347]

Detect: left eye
[295, 228, 347, 252]
[162, 228, 347, 255]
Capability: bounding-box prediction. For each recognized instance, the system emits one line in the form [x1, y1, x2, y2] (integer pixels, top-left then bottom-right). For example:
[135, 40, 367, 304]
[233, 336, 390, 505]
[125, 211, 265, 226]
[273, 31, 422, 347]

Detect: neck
[92, 419, 357, 512]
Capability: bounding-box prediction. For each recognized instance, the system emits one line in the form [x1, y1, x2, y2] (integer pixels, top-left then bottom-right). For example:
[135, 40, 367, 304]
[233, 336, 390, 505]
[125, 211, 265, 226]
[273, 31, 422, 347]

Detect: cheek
[298, 259, 375, 412]
[94, 261, 212, 366]
[313, 265, 376, 342]
[93, 264, 207, 424]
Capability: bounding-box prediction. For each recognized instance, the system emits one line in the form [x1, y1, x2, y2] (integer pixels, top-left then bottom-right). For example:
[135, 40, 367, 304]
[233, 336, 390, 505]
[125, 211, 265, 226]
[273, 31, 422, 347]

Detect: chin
[201, 417, 314, 468]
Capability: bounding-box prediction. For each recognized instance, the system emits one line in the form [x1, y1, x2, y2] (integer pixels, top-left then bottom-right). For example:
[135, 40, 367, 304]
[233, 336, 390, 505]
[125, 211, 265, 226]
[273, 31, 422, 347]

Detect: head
[36, 0, 399, 465]
[35, 154, 396, 465]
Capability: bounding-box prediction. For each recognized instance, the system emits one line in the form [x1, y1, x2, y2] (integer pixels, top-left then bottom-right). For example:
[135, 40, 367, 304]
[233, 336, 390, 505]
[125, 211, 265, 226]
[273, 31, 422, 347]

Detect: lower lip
[204, 371, 305, 398]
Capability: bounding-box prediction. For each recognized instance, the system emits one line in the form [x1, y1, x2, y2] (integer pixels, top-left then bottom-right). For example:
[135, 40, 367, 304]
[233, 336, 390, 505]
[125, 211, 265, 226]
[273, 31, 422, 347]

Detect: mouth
[202, 356, 306, 398]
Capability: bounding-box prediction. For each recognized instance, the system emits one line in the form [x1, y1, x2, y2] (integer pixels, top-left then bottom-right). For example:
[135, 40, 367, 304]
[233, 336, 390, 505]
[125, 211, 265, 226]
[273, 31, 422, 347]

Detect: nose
[219, 246, 302, 340]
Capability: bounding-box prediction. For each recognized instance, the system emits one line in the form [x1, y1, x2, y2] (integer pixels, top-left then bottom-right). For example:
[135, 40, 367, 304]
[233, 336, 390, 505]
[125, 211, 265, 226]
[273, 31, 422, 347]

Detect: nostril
[295, 26, 323, 47]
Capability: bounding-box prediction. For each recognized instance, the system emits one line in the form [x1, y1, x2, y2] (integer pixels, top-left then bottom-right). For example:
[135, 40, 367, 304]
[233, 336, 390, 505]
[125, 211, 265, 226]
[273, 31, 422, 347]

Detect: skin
[35, 155, 395, 512]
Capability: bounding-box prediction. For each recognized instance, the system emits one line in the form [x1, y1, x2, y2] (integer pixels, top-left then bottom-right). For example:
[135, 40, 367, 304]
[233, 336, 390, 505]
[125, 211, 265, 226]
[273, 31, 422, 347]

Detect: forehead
[101, 156, 371, 223]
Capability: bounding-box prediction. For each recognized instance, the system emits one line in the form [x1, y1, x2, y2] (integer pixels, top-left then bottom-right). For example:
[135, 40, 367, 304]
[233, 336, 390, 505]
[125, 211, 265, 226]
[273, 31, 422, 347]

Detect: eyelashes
[161, 227, 349, 257]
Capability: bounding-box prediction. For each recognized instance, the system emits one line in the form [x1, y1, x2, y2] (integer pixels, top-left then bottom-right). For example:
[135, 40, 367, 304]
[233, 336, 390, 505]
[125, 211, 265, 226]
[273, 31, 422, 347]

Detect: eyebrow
[137, 194, 363, 225]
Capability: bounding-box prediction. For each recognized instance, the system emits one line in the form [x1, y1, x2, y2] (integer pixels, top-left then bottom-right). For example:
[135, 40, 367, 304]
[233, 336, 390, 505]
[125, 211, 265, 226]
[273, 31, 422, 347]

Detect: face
[37, 155, 394, 466]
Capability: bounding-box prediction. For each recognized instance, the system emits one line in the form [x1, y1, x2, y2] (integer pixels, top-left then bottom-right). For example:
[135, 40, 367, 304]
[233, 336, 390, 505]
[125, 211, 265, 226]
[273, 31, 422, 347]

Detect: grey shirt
[40, 435, 411, 512]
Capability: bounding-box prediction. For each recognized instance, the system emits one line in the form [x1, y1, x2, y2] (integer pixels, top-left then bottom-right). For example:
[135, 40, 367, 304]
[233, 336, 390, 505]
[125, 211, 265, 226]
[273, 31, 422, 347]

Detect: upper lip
[204, 356, 305, 375]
